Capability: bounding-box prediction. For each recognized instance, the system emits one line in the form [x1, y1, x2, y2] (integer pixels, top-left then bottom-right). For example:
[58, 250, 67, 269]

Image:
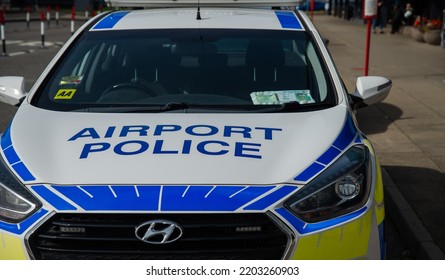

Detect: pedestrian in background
[373, 0, 387, 34]
[391, 2, 404, 34]
[391, 2, 415, 34]
[403, 2, 415, 26]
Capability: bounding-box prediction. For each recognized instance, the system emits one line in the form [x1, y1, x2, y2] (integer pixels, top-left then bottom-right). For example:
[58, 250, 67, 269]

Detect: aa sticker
[54, 89, 76, 100]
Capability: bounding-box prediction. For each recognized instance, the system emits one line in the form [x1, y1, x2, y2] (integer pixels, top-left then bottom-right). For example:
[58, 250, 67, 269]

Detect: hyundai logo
[135, 220, 183, 244]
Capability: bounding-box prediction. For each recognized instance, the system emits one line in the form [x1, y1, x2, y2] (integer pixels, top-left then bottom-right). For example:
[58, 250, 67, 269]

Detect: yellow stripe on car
[363, 139, 385, 225]
[374, 158, 385, 225]
[292, 210, 372, 259]
[0, 233, 27, 260]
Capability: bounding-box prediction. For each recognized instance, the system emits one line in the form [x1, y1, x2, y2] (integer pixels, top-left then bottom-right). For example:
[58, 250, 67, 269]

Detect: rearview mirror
[0, 76, 27, 106]
[350, 76, 391, 109]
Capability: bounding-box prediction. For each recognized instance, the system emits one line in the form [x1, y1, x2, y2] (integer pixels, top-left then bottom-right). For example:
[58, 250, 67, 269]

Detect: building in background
[327, 0, 443, 23]
[9, 0, 108, 10]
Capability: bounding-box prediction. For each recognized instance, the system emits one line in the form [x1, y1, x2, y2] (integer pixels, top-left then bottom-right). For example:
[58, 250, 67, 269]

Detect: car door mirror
[0, 76, 27, 106]
[350, 76, 391, 109]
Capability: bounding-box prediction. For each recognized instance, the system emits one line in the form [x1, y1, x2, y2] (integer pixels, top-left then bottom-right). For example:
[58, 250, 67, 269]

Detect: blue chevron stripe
[0, 209, 48, 235]
[49, 185, 285, 212]
[294, 114, 358, 182]
[275, 206, 367, 234]
[1, 126, 35, 182]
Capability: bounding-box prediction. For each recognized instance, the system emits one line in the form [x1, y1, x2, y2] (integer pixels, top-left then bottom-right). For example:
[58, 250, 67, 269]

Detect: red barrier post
[41, 10, 45, 48]
[71, 6, 75, 35]
[362, 0, 378, 76]
[310, 0, 315, 21]
[364, 19, 372, 76]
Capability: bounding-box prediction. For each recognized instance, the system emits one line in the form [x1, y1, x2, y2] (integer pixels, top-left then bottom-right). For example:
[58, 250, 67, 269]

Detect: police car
[0, 0, 391, 259]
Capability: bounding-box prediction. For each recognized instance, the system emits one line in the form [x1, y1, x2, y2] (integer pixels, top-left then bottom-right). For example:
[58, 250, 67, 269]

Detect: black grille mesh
[28, 213, 288, 260]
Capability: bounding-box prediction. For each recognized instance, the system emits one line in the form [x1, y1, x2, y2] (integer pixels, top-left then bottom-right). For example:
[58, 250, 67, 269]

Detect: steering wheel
[98, 82, 158, 103]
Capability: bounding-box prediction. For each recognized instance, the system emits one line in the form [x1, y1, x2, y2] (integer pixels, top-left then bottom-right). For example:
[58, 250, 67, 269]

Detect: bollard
[56, 5, 59, 26]
[41, 10, 45, 48]
[0, 10, 6, 56]
[46, 5, 51, 27]
[71, 6, 75, 35]
[310, 0, 314, 21]
[85, 7, 89, 19]
[26, 6, 30, 29]
[442, 9, 445, 48]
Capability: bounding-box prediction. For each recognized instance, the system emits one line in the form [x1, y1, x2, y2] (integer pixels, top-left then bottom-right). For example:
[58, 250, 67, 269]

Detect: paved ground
[314, 14, 445, 259]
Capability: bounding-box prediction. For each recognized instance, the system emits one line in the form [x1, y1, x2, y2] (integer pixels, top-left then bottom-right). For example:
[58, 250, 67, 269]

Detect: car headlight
[0, 155, 41, 223]
[284, 145, 371, 223]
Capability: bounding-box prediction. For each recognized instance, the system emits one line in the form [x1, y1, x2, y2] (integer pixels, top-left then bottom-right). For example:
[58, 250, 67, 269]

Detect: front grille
[28, 213, 289, 260]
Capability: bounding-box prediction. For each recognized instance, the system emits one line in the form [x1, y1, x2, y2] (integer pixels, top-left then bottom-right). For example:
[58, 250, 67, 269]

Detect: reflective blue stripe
[161, 186, 273, 211]
[275, 11, 303, 30]
[0, 209, 48, 235]
[275, 206, 367, 234]
[0, 126, 12, 149]
[53, 185, 161, 211]
[11, 162, 35, 182]
[32, 185, 77, 211]
[294, 162, 324, 182]
[333, 115, 356, 150]
[3, 146, 20, 165]
[1, 125, 36, 182]
[51, 185, 276, 212]
[294, 114, 358, 182]
[243, 185, 297, 210]
[93, 11, 130, 29]
[316, 146, 341, 165]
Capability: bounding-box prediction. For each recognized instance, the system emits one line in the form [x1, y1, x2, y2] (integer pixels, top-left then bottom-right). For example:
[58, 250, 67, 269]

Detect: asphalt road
[0, 18, 412, 259]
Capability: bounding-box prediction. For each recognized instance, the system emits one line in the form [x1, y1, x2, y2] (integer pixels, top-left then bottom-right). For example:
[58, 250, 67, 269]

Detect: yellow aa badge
[54, 89, 76, 100]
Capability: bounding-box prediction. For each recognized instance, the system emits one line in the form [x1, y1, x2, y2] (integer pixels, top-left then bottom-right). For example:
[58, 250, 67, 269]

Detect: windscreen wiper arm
[74, 102, 190, 113]
[252, 101, 335, 113]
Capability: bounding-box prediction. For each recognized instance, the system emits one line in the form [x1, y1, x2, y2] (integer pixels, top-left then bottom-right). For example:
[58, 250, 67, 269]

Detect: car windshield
[32, 29, 336, 112]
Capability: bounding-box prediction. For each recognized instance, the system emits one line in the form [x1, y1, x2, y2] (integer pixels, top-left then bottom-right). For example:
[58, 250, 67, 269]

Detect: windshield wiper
[71, 101, 334, 113]
[78, 103, 262, 113]
[125, 102, 191, 112]
[161, 102, 189, 111]
[253, 101, 335, 113]
[249, 101, 303, 113]
[72, 102, 190, 113]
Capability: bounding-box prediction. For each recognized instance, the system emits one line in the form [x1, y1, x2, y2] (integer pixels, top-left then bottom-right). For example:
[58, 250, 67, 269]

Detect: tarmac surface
[313, 14, 445, 259]
[1, 9, 445, 259]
